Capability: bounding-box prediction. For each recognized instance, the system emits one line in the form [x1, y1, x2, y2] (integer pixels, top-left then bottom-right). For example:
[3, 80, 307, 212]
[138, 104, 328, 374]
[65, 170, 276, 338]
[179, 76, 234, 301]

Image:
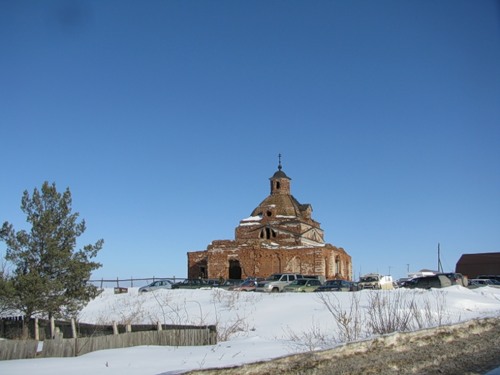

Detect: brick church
[187, 158, 352, 281]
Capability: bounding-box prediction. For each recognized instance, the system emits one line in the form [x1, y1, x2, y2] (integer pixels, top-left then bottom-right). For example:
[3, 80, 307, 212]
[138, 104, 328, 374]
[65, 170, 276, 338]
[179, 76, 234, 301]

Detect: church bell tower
[270, 154, 291, 195]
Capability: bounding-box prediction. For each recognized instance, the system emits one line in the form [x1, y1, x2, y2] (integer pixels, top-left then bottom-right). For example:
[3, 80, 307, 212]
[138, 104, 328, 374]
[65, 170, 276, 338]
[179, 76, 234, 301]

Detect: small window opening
[276, 181, 281, 189]
[260, 227, 276, 239]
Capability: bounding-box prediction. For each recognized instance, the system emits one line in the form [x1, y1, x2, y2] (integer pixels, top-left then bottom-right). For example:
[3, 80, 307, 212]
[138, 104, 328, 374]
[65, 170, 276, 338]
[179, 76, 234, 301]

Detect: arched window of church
[273, 254, 281, 273]
[276, 181, 281, 189]
[260, 227, 276, 239]
[292, 256, 301, 273]
[335, 256, 341, 274]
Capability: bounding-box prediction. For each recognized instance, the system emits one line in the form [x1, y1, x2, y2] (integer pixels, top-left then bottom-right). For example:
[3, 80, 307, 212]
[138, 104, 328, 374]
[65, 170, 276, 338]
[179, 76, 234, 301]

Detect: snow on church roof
[241, 215, 262, 222]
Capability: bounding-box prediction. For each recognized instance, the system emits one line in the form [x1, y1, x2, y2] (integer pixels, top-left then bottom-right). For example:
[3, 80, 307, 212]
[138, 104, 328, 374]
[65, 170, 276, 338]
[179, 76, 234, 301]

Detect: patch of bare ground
[184, 318, 500, 375]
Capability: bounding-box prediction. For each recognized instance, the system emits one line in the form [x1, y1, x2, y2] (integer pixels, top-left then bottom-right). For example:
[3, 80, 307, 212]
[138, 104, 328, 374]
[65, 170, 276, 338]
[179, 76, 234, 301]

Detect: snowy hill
[1, 286, 500, 374]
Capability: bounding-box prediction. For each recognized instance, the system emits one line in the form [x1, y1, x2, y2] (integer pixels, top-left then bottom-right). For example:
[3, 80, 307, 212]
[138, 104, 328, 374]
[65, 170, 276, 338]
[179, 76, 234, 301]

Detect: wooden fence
[0, 319, 217, 361]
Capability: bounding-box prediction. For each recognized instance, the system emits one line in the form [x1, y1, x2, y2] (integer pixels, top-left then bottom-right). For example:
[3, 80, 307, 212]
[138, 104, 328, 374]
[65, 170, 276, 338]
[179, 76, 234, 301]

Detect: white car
[139, 279, 173, 292]
[358, 273, 394, 290]
[256, 273, 303, 293]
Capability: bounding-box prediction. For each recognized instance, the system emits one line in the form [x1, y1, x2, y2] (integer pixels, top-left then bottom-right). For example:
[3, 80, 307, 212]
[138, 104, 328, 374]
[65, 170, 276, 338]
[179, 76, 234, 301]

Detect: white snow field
[1, 285, 500, 374]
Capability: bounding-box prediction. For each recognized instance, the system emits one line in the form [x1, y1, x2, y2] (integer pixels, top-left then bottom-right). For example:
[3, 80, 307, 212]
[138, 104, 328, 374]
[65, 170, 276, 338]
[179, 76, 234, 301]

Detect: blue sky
[1, 1, 499, 282]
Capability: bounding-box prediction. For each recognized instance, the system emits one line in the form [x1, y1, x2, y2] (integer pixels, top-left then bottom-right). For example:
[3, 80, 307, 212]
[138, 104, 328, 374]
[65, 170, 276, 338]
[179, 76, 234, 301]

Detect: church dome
[271, 169, 290, 180]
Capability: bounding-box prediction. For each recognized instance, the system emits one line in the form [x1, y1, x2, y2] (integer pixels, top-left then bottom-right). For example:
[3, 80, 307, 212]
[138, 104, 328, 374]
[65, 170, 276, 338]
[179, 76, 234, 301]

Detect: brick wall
[187, 242, 352, 281]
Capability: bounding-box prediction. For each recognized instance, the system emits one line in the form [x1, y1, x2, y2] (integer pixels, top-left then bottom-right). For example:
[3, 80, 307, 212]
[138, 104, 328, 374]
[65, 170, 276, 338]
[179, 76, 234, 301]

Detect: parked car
[477, 275, 500, 283]
[396, 278, 410, 288]
[231, 279, 258, 292]
[469, 279, 500, 287]
[256, 273, 303, 293]
[171, 279, 211, 289]
[217, 279, 244, 289]
[203, 279, 244, 289]
[283, 278, 322, 293]
[402, 275, 452, 289]
[302, 275, 326, 285]
[315, 279, 357, 292]
[358, 273, 394, 290]
[351, 281, 360, 291]
[138, 279, 173, 293]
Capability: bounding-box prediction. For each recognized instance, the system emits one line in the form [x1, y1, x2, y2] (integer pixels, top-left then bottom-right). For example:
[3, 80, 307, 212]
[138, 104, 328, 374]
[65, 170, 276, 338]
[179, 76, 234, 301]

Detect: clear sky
[1, 1, 499, 282]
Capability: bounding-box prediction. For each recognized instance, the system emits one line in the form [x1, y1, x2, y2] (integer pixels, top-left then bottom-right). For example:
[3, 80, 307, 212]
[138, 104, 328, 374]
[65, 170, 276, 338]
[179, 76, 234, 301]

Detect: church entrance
[228, 259, 242, 279]
[197, 260, 207, 279]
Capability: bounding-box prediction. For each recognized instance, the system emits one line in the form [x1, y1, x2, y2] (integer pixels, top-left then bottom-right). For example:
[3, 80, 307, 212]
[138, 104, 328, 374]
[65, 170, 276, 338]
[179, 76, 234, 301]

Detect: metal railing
[87, 276, 185, 289]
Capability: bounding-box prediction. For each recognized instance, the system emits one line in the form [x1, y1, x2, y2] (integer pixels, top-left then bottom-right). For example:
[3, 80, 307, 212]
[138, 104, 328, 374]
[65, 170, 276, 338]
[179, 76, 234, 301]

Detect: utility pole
[437, 243, 443, 273]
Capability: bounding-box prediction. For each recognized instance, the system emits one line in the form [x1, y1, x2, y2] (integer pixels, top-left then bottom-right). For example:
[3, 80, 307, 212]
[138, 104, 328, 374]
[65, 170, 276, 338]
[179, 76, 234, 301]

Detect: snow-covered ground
[1, 286, 500, 374]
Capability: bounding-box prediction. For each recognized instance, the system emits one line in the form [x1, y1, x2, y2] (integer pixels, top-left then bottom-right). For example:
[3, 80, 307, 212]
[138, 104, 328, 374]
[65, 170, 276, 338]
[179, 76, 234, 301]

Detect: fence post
[34, 317, 39, 341]
[50, 317, 56, 339]
[71, 318, 77, 338]
[55, 327, 62, 340]
[113, 322, 119, 335]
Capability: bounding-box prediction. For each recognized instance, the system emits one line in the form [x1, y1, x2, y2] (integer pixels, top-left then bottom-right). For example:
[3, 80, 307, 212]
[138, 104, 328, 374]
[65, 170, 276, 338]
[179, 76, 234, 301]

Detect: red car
[231, 279, 257, 292]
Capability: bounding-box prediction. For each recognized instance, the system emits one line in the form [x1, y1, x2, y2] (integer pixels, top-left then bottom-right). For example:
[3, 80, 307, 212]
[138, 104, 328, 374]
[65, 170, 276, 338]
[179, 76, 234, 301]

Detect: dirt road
[185, 317, 500, 375]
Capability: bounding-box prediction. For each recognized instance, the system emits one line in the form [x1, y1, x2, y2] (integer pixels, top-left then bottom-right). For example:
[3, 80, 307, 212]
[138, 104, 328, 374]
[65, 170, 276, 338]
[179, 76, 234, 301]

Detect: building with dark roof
[455, 252, 500, 278]
[187, 159, 352, 281]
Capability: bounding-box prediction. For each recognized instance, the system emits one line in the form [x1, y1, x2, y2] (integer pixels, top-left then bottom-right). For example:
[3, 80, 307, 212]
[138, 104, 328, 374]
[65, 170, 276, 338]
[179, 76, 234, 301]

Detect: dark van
[403, 275, 452, 290]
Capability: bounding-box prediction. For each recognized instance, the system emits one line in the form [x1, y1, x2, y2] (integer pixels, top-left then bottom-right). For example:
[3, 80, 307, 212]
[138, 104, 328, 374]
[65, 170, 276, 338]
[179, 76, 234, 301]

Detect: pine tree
[0, 182, 103, 334]
[0, 260, 15, 316]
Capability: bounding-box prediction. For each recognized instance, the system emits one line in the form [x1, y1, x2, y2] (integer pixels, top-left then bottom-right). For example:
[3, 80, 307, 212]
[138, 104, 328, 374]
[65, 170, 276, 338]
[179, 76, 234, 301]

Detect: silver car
[139, 279, 173, 292]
